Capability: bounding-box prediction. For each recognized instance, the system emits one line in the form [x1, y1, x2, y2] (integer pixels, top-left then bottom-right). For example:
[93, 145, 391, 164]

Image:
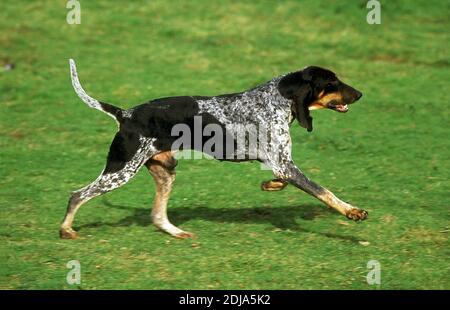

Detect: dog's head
[277, 66, 362, 132]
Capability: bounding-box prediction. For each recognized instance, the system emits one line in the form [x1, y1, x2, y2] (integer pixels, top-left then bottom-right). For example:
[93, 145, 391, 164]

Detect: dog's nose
[355, 91, 362, 101]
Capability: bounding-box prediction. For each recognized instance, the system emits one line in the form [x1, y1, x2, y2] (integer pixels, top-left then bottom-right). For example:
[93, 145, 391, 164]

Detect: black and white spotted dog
[60, 59, 367, 239]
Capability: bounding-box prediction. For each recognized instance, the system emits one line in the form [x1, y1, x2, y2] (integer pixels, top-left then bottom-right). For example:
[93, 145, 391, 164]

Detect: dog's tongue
[335, 104, 348, 112]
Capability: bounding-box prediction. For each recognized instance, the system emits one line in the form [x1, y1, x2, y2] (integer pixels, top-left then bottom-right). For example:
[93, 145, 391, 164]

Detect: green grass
[0, 0, 449, 289]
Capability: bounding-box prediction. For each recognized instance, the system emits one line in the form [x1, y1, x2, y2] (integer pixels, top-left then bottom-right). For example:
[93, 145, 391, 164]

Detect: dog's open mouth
[327, 103, 349, 113]
[308, 102, 349, 113]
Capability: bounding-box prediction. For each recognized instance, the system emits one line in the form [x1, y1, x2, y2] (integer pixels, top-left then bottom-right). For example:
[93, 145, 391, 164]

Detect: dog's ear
[277, 72, 313, 132]
[293, 84, 313, 132]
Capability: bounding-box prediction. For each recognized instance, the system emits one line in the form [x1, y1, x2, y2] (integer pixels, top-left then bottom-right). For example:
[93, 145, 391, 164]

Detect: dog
[60, 59, 367, 239]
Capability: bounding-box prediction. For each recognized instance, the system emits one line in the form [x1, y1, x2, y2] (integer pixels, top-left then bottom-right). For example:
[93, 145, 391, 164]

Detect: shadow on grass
[76, 198, 360, 243]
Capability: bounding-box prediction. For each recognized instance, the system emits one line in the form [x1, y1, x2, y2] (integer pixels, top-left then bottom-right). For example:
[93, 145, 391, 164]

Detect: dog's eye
[324, 83, 335, 92]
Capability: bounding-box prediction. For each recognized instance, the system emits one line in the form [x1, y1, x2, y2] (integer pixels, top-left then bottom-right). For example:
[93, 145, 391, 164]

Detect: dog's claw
[346, 209, 368, 221]
[60, 227, 78, 239]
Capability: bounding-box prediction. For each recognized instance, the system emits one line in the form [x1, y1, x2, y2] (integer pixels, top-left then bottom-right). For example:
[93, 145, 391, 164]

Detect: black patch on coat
[104, 129, 141, 173]
[116, 96, 238, 161]
[127, 96, 200, 151]
[100, 102, 124, 122]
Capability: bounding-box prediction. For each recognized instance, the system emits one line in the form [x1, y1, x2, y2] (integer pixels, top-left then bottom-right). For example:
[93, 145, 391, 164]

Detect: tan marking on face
[309, 92, 344, 110]
[308, 102, 326, 110]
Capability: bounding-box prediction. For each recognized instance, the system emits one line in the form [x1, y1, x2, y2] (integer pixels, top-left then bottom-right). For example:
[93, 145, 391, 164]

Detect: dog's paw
[174, 231, 195, 239]
[60, 227, 78, 239]
[346, 208, 368, 221]
[261, 179, 288, 191]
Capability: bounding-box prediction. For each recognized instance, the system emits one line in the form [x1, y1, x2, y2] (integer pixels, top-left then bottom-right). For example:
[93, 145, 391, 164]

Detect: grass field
[0, 0, 449, 289]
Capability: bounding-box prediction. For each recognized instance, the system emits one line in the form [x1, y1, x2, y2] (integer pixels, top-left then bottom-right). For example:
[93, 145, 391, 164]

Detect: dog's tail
[69, 59, 123, 122]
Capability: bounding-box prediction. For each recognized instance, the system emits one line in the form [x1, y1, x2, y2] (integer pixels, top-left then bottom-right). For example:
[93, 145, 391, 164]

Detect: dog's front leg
[274, 161, 368, 220]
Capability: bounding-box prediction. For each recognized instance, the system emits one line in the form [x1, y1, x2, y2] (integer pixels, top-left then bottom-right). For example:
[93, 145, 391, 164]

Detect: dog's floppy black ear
[277, 72, 313, 132]
[293, 84, 313, 132]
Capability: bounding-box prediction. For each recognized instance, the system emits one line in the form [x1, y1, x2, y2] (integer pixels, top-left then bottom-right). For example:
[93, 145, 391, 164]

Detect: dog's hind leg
[145, 152, 194, 239]
[60, 136, 157, 239]
[60, 164, 147, 239]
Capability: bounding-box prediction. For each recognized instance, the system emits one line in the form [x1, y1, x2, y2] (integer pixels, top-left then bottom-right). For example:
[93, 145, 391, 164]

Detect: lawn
[0, 0, 448, 289]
